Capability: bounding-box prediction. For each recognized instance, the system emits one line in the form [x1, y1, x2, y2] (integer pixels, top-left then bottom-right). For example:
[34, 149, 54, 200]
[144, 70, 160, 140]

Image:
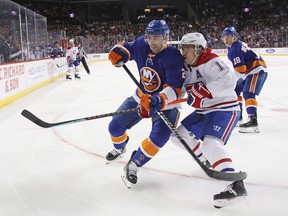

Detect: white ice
[0, 56, 288, 216]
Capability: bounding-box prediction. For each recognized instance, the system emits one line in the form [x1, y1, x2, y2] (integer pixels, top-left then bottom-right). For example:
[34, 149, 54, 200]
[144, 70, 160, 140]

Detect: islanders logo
[140, 67, 161, 92]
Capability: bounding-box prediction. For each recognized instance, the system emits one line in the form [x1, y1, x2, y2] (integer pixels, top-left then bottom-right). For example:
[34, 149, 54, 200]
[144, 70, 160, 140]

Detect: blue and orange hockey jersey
[227, 40, 267, 79]
[122, 36, 185, 109]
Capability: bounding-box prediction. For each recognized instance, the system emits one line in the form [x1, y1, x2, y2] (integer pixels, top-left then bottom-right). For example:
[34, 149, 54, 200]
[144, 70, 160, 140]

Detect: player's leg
[74, 60, 81, 79]
[239, 71, 268, 133]
[66, 61, 73, 80]
[170, 111, 209, 166]
[122, 108, 179, 187]
[106, 97, 141, 163]
[81, 57, 90, 74]
[198, 111, 247, 208]
[235, 79, 245, 125]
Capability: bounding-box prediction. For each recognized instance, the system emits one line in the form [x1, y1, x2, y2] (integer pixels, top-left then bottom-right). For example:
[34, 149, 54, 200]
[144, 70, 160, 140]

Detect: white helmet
[69, 39, 74, 45]
[180, 32, 207, 49]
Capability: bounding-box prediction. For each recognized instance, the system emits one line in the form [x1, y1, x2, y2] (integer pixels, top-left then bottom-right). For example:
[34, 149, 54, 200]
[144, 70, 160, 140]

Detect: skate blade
[105, 154, 124, 164]
[121, 174, 132, 189]
[214, 196, 247, 208]
[239, 127, 260, 133]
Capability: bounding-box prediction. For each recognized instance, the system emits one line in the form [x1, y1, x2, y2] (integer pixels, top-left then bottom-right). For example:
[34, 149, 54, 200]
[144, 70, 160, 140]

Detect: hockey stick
[21, 98, 187, 128]
[21, 108, 136, 128]
[56, 63, 66, 68]
[21, 99, 186, 129]
[122, 64, 247, 181]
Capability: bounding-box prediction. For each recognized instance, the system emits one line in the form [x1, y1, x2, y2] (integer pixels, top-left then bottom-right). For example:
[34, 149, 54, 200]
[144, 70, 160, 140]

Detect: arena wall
[0, 49, 286, 108]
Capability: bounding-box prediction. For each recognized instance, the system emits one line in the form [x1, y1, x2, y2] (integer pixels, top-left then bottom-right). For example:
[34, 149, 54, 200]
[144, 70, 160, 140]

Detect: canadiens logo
[140, 67, 161, 92]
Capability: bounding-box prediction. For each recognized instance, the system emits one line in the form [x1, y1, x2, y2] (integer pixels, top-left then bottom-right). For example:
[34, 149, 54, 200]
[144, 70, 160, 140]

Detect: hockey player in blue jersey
[107, 20, 185, 187]
[222, 27, 268, 133]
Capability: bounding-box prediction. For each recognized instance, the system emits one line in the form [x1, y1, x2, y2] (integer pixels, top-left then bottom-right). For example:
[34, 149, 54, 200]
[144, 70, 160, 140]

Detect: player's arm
[108, 38, 139, 67]
[205, 58, 236, 98]
[230, 42, 247, 75]
[66, 47, 73, 64]
[159, 49, 185, 103]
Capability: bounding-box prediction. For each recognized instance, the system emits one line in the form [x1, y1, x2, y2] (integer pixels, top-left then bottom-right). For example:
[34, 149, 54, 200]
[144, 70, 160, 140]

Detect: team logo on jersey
[140, 67, 161, 92]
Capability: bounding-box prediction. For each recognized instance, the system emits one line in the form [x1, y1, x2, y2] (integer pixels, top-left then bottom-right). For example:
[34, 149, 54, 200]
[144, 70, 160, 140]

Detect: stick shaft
[21, 108, 137, 128]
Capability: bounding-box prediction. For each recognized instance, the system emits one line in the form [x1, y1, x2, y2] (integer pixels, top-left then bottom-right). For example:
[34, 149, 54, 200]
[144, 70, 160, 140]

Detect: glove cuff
[158, 93, 168, 110]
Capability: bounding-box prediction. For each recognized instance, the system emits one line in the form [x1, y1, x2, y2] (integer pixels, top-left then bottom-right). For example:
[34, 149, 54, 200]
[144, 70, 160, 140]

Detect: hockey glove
[139, 94, 167, 116]
[137, 104, 151, 118]
[186, 83, 212, 108]
[108, 45, 130, 67]
[67, 57, 73, 66]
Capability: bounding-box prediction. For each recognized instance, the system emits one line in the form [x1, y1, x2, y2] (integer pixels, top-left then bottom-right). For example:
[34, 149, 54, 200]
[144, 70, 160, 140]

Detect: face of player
[181, 45, 198, 66]
[146, 34, 167, 54]
[222, 35, 235, 47]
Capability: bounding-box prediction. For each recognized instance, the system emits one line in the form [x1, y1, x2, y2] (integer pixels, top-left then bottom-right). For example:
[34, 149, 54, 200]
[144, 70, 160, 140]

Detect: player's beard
[150, 41, 167, 54]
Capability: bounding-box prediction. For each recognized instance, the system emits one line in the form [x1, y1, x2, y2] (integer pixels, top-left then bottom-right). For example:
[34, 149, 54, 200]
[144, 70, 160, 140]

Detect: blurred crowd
[45, 0, 288, 53]
[1, 0, 288, 63]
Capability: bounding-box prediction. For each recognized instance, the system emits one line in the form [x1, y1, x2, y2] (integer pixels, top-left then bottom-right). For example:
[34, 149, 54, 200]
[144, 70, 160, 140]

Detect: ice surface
[0, 56, 287, 216]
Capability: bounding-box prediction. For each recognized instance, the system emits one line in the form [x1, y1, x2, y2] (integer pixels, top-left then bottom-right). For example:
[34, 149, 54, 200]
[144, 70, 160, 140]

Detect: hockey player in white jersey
[170, 32, 247, 208]
[66, 39, 80, 80]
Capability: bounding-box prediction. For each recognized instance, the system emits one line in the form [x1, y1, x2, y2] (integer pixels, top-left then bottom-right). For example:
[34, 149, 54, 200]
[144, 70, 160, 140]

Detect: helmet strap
[189, 45, 203, 66]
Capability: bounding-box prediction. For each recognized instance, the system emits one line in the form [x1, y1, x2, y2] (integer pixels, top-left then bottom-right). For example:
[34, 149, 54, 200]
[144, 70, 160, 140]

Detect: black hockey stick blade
[56, 63, 65, 68]
[206, 167, 247, 181]
[21, 108, 137, 128]
[122, 64, 247, 182]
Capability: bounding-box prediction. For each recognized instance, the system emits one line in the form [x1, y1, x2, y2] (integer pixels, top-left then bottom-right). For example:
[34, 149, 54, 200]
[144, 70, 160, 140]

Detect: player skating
[78, 42, 90, 74]
[170, 32, 247, 208]
[222, 27, 268, 133]
[66, 39, 81, 80]
[106, 20, 185, 186]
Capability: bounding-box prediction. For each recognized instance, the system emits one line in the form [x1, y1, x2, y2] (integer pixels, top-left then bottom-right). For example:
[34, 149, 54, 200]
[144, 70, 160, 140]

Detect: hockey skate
[66, 74, 72, 80]
[74, 74, 81, 79]
[214, 180, 247, 208]
[121, 150, 138, 189]
[239, 114, 260, 133]
[106, 137, 129, 164]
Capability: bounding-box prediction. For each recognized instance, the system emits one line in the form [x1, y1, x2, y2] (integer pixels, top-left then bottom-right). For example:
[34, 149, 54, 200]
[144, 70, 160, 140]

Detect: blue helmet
[222, 27, 237, 36]
[145, 20, 170, 37]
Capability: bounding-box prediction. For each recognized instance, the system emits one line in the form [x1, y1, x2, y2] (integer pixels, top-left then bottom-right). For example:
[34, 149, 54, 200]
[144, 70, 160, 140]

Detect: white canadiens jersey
[184, 54, 239, 114]
[66, 45, 79, 61]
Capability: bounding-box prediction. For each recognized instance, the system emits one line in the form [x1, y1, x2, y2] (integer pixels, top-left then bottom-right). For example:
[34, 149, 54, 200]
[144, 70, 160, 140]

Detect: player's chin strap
[189, 45, 203, 66]
[122, 64, 247, 182]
